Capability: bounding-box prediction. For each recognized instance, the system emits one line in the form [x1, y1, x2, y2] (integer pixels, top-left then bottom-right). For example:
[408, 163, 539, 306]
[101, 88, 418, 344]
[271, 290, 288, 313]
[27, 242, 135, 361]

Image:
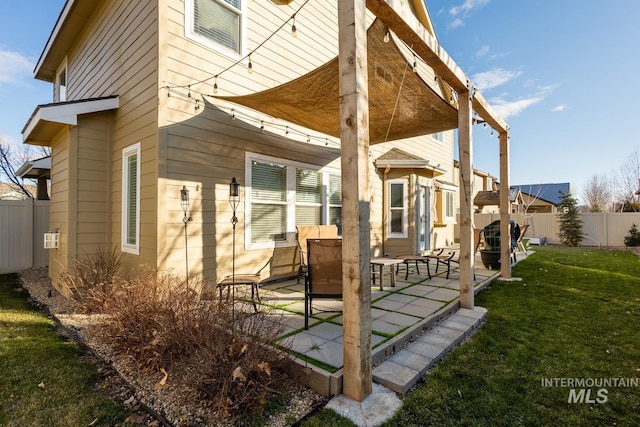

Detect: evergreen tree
[557, 192, 584, 247]
[624, 223, 640, 247]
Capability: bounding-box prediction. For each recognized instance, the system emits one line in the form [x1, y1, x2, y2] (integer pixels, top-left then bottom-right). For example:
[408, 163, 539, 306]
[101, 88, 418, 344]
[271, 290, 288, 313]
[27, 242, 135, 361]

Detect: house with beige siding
[22, 0, 507, 298]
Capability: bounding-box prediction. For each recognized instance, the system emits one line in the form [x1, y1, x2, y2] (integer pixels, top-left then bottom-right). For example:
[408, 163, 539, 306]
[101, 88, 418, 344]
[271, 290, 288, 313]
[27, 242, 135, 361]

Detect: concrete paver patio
[231, 248, 530, 397]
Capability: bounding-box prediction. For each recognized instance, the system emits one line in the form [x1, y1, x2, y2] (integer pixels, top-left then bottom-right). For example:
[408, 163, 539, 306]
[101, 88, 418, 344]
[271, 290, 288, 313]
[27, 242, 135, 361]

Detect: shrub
[89, 267, 291, 419]
[624, 223, 640, 246]
[60, 245, 125, 302]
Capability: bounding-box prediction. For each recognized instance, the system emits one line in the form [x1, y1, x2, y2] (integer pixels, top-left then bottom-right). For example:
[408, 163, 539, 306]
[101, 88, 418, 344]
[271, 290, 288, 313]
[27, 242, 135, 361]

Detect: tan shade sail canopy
[216, 19, 458, 144]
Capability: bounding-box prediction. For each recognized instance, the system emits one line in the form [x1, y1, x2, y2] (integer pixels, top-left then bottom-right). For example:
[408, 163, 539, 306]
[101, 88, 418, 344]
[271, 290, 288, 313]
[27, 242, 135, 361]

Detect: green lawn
[0, 274, 127, 427]
[302, 246, 640, 426]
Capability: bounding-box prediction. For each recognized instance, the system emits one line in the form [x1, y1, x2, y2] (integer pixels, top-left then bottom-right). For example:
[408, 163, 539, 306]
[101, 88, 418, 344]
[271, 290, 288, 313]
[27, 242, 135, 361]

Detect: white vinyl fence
[0, 199, 50, 274]
[468, 212, 640, 247]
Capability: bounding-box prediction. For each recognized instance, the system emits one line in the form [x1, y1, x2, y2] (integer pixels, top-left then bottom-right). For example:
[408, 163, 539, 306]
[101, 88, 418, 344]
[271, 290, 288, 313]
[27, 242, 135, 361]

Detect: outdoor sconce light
[229, 177, 240, 223]
[180, 185, 190, 222]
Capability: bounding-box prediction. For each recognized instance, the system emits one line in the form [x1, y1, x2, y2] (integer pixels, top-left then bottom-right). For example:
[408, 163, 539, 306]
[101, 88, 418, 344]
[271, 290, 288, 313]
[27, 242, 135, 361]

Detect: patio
[231, 247, 529, 396]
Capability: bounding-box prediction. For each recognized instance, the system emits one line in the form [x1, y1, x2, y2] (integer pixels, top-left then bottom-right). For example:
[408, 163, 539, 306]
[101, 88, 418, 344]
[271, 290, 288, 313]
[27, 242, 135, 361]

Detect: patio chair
[305, 238, 343, 329]
[516, 224, 530, 253]
[394, 250, 440, 280]
[434, 250, 476, 280]
[295, 225, 339, 284]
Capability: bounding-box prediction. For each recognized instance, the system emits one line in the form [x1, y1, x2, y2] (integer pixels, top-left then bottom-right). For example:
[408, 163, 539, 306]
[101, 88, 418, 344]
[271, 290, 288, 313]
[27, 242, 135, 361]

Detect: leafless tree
[0, 135, 50, 198]
[581, 174, 612, 212]
[612, 147, 640, 210]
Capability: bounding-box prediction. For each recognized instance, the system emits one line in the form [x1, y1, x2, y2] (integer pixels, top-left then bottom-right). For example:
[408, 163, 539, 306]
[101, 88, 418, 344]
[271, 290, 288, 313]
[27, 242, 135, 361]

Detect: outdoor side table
[370, 258, 404, 290]
[216, 274, 261, 312]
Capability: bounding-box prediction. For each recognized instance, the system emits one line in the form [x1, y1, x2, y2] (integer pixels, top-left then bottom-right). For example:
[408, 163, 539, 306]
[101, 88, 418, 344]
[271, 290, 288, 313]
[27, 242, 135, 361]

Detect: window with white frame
[444, 189, 455, 220]
[251, 161, 287, 243]
[295, 169, 322, 226]
[387, 179, 408, 238]
[431, 132, 444, 143]
[328, 173, 342, 234]
[55, 60, 67, 102]
[246, 154, 341, 248]
[185, 0, 245, 57]
[121, 143, 140, 254]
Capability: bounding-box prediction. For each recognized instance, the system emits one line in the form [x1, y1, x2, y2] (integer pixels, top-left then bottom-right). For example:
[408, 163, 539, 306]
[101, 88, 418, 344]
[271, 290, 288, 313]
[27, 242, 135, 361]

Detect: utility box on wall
[44, 232, 59, 249]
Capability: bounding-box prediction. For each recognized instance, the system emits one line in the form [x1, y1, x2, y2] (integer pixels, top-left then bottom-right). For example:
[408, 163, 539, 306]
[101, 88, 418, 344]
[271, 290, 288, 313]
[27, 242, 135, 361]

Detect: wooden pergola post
[338, 0, 372, 402]
[499, 131, 512, 279]
[458, 85, 474, 308]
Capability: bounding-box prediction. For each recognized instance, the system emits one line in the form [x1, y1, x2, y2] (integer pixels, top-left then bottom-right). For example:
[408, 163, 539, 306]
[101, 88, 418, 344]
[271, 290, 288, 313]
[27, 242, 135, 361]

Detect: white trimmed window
[431, 132, 444, 143]
[387, 179, 408, 238]
[121, 143, 140, 254]
[246, 154, 341, 248]
[444, 189, 455, 220]
[55, 59, 67, 102]
[185, 0, 245, 57]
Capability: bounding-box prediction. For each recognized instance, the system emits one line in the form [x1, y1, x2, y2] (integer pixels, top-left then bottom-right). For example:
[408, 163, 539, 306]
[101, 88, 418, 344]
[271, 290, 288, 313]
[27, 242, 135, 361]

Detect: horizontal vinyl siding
[63, 0, 159, 269]
[49, 130, 70, 291]
[75, 115, 110, 257]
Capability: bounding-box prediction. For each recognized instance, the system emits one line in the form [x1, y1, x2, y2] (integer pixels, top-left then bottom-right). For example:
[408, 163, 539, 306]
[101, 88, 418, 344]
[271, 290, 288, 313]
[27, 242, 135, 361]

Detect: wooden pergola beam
[365, 0, 508, 133]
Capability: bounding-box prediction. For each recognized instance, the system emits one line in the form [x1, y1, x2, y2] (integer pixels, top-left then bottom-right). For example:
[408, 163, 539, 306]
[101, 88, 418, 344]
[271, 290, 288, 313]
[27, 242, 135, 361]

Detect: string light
[383, 28, 390, 43]
[231, 109, 236, 120]
[213, 76, 218, 94]
[260, 120, 264, 131]
[187, 85, 191, 98]
[291, 14, 297, 38]
[194, 99, 200, 111]
[162, 0, 312, 95]
[412, 55, 418, 73]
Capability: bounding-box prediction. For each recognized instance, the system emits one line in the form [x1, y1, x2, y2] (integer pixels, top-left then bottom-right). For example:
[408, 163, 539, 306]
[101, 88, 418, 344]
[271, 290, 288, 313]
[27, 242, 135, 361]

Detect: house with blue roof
[511, 183, 571, 213]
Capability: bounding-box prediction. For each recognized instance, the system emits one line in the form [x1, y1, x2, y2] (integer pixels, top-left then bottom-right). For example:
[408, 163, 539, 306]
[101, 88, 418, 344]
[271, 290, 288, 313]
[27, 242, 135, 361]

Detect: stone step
[372, 307, 487, 395]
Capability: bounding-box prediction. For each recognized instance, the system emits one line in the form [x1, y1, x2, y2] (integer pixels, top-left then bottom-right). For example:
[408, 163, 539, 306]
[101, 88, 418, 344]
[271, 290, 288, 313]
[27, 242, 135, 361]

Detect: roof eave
[34, 0, 98, 82]
[22, 96, 119, 146]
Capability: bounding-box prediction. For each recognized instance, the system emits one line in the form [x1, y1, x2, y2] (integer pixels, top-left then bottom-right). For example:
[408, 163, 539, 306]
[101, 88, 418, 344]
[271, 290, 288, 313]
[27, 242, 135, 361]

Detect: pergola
[225, 0, 512, 402]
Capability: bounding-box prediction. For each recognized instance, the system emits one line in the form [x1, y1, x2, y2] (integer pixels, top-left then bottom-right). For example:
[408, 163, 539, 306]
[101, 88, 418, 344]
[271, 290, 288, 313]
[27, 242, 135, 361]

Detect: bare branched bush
[60, 245, 125, 303]
[89, 267, 292, 419]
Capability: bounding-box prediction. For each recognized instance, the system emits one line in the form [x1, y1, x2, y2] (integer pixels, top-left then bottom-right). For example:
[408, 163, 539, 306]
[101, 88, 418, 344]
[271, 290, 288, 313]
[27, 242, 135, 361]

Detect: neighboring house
[15, 156, 51, 200]
[452, 159, 497, 210]
[473, 188, 524, 214]
[0, 183, 38, 200]
[512, 183, 570, 214]
[22, 0, 496, 295]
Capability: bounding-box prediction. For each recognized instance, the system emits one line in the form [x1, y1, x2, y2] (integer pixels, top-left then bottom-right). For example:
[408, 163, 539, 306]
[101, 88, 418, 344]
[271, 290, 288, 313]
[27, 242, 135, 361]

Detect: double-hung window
[121, 143, 140, 254]
[186, 0, 245, 57]
[430, 132, 444, 143]
[387, 179, 408, 238]
[250, 161, 287, 243]
[246, 154, 341, 248]
[295, 169, 322, 226]
[444, 189, 455, 220]
[55, 60, 67, 102]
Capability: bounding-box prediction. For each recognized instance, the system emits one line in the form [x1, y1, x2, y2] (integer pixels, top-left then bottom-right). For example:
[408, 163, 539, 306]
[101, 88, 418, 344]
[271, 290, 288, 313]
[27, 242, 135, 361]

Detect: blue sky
[1, 1, 639, 201]
[428, 0, 640, 198]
